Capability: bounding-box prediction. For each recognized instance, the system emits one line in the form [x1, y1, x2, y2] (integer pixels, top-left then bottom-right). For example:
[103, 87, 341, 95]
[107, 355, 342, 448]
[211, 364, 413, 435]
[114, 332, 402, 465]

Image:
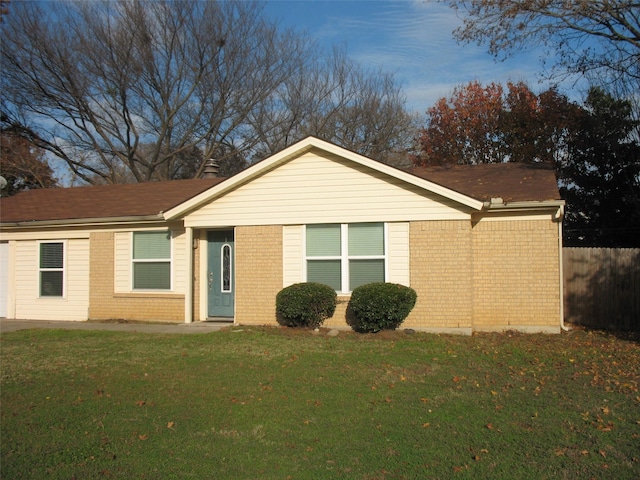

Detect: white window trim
[37, 240, 66, 299]
[130, 231, 174, 291]
[304, 223, 387, 293]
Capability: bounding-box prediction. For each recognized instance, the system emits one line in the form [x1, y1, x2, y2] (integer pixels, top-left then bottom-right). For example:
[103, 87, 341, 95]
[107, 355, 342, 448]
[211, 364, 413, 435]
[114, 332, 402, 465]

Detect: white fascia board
[163, 136, 485, 220]
[476, 200, 566, 221]
[485, 200, 565, 211]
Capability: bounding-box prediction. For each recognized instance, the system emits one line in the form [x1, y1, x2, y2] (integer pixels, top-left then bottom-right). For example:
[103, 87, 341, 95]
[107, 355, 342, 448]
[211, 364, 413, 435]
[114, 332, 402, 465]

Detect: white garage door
[0, 242, 8, 317]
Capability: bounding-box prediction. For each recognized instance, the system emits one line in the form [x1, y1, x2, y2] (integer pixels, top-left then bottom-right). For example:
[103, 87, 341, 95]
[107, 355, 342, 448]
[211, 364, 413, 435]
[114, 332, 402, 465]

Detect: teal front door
[207, 230, 234, 318]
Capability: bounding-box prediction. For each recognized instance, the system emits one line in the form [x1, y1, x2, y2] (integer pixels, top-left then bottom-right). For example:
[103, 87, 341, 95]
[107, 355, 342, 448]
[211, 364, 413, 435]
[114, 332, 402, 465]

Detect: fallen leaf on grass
[167, 422, 175, 429]
[135, 400, 146, 407]
[138, 434, 148, 441]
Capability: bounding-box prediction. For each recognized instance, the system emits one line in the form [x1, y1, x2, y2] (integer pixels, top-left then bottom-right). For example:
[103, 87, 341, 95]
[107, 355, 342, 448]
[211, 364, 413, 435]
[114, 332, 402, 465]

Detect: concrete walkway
[0, 319, 228, 334]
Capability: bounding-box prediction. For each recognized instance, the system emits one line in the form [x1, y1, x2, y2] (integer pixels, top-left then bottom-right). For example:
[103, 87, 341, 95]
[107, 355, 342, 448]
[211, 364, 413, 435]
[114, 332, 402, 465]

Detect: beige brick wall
[85, 220, 560, 329]
[234, 225, 283, 325]
[407, 221, 473, 330]
[472, 220, 560, 331]
[324, 296, 350, 328]
[89, 231, 185, 322]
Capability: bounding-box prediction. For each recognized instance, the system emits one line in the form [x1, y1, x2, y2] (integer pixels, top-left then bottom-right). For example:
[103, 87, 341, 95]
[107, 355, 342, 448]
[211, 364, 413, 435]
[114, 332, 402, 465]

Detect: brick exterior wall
[407, 221, 473, 331]
[85, 219, 561, 331]
[324, 296, 350, 328]
[234, 225, 283, 325]
[89, 231, 185, 322]
[472, 220, 560, 331]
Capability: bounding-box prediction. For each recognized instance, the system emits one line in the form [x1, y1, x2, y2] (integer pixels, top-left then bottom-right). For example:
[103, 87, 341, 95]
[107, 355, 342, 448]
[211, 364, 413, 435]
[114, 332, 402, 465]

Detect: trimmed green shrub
[348, 282, 417, 333]
[276, 282, 337, 328]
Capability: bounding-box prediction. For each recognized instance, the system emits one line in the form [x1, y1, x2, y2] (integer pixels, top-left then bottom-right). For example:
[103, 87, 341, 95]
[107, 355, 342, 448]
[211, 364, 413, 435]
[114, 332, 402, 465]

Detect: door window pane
[221, 244, 232, 292]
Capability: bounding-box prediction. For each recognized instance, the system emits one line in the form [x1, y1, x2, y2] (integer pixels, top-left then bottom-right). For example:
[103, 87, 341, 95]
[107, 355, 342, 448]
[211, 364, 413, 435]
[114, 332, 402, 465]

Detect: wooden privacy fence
[563, 248, 640, 331]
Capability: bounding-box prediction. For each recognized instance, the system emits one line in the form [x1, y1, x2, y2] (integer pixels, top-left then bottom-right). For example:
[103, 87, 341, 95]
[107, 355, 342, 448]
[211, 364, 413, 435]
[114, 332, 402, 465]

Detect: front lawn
[1, 327, 638, 479]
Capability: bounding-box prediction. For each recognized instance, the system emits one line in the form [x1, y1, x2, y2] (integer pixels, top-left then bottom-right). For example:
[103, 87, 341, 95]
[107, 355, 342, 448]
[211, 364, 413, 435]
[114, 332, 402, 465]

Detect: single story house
[0, 137, 565, 334]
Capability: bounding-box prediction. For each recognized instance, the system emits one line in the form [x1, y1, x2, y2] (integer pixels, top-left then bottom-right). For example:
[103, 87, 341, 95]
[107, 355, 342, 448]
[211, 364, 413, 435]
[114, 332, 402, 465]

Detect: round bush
[276, 282, 337, 328]
[348, 283, 417, 333]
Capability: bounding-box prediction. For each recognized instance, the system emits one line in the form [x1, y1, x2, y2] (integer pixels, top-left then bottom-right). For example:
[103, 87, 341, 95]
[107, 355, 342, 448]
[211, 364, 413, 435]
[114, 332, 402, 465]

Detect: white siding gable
[185, 150, 471, 228]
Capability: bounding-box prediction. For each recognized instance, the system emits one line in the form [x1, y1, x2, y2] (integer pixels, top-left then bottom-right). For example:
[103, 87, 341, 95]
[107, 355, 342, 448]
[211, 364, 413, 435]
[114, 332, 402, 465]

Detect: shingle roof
[407, 162, 560, 203]
[0, 178, 225, 223]
[0, 161, 561, 225]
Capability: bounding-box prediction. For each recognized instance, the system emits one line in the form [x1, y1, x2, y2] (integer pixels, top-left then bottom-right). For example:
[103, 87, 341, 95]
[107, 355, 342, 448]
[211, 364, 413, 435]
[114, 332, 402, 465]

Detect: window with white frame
[306, 223, 385, 292]
[39, 241, 64, 297]
[132, 231, 171, 290]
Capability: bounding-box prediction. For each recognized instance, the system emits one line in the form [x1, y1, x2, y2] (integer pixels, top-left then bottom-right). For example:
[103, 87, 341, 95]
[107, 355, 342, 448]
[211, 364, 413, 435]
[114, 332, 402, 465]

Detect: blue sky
[263, 0, 585, 115]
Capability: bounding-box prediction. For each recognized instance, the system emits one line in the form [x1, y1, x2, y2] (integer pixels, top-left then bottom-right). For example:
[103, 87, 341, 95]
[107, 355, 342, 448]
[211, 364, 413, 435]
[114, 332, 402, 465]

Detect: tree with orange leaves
[0, 131, 58, 196]
[413, 81, 578, 167]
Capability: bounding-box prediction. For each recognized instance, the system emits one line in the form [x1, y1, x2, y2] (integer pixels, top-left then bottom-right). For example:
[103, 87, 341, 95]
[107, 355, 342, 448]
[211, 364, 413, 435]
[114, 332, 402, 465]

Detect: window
[306, 223, 385, 292]
[39, 242, 64, 297]
[221, 243, 232, 292]
[132, 231, 171, 290]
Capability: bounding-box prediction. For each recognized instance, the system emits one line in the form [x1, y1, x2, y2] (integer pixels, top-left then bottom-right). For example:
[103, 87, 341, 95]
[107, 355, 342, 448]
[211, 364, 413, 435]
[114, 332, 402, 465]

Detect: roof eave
[478, 199, 565, 220]
[0, 214, 165, 229]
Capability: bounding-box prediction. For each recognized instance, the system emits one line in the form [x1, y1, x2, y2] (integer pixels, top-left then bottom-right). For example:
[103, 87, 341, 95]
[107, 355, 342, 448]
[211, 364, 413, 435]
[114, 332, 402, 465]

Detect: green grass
[1, 326, 639, 479]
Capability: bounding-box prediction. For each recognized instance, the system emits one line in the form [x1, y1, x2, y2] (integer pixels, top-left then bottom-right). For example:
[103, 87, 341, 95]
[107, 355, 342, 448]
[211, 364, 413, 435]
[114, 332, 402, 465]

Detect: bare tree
[249, 48, 419, 166]
[449, 1, 639, 81]
[0, 1, 309, 183]
[447, 0, 640, 128]
[1, 0, 416, 184]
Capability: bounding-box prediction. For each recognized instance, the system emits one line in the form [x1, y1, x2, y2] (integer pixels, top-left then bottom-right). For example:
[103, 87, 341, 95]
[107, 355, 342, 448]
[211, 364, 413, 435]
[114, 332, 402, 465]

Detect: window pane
[40, 243, 63, 268]
[222, 244, 232, 292]
[306, 224, 340, 256]
[349, 223, 383, 256]
[40, 271, 63, 297]
[133, 232, 170, 259]
[349, 259, 384, 290]
[133, 262, 171, 289]
[307, 260, 341, 291]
